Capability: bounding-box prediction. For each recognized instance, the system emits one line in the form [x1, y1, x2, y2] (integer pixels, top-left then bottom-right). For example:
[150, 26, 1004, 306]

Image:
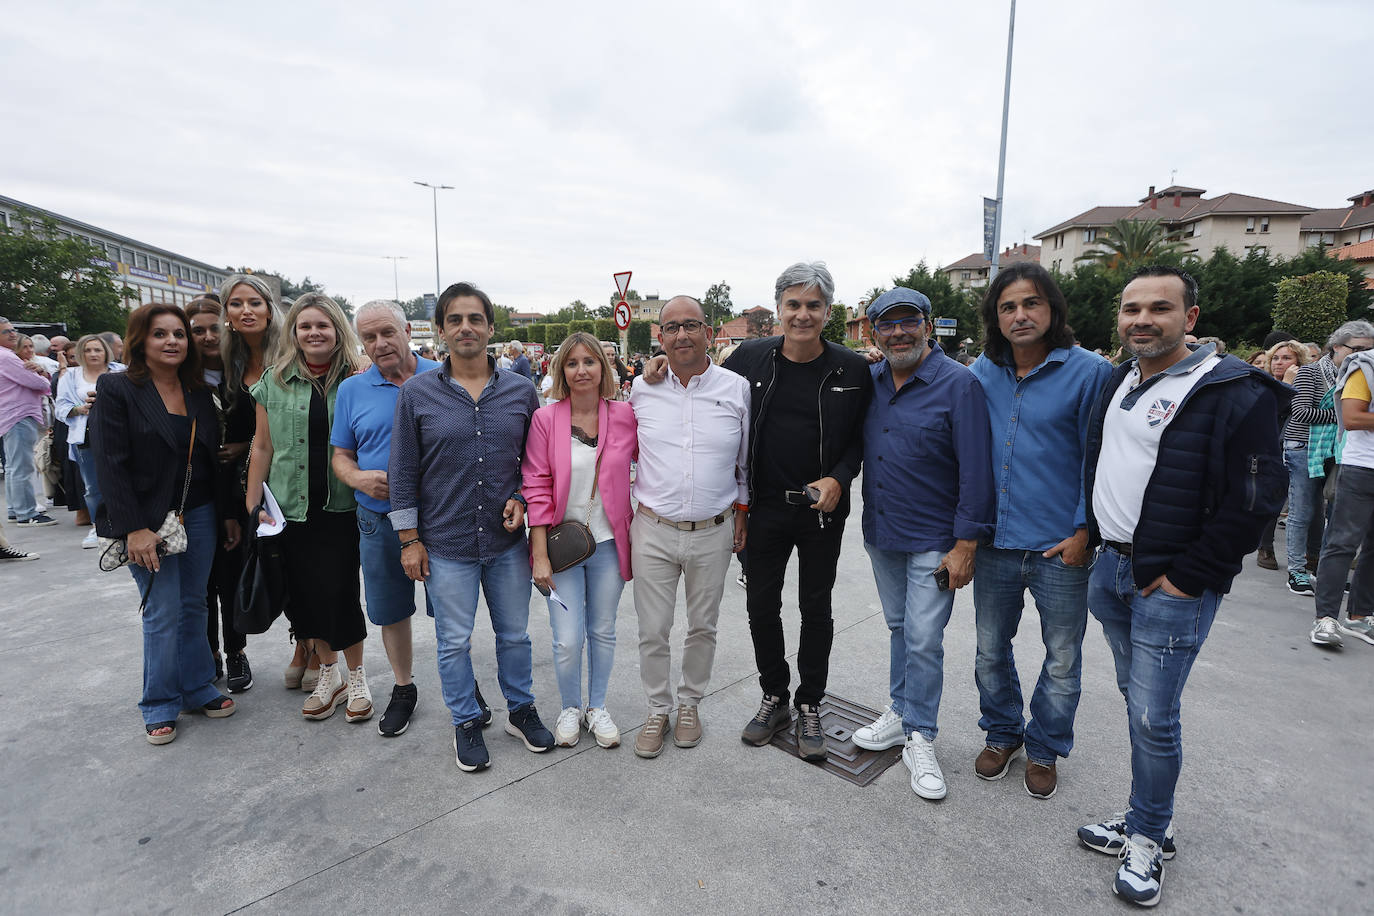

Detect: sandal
[146, 722, 177, 745]
[196, 695, 236, 718]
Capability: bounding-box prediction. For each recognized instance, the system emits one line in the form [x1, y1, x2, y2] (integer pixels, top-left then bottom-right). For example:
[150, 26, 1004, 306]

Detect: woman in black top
[91, 304, 241, 745]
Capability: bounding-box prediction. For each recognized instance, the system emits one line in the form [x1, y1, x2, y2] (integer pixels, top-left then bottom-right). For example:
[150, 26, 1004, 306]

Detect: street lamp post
[412, 180, 453, 298]
[380, 255, 408, 303]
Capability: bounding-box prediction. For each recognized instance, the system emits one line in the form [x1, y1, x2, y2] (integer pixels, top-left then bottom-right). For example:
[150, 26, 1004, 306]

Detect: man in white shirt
[628, 295, 749, 759]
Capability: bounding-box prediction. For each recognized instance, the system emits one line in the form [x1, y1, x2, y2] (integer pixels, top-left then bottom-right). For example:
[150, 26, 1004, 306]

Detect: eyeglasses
[1339, 343, 1371, 352]
[661, 319, 706, 336]
[874, 316, 925, 336]
[0, 328, 17, 336]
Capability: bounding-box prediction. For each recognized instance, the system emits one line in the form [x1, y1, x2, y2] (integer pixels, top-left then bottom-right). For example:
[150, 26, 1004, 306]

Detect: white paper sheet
[256, 483, 286, 538]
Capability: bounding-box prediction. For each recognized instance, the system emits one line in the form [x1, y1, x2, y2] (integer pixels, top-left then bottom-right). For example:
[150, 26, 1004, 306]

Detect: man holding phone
[852, 288, 994, 802]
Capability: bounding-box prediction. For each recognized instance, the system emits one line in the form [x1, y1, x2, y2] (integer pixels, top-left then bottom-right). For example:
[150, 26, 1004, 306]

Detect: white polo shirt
[1094, 346, 1222, 544]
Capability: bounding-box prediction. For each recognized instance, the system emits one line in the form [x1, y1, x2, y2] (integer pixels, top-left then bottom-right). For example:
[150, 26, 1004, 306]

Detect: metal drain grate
[767, 693, 903, 786]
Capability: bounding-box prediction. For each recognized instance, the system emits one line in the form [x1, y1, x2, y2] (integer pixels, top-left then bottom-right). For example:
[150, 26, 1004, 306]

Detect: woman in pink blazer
[523, 332, 638, 750]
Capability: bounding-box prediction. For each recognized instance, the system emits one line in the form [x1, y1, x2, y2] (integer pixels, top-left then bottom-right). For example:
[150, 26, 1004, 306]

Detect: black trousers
[207, 538, 247, 656]
[744, 502, 845, 708]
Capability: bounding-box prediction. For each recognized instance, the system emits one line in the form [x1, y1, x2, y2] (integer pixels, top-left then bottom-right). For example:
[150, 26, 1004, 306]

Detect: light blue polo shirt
[331, 356, 440, 513]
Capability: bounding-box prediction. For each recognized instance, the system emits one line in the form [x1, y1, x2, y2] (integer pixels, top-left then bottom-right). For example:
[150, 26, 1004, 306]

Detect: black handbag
[233, 509, 290, 635]
[545, 436, 604, 574]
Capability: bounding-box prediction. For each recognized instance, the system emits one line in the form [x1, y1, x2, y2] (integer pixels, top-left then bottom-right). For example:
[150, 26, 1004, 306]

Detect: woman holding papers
[523, 332, 638, 749]
[245, 293, 371, 723]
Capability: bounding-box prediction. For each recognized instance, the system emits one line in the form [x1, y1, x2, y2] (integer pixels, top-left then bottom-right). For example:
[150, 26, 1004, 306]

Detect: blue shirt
[387, 358, 540, 561]
[970, 346, 1113, 551]
[862, 343, 995, 553]
[330, 356, 440, 513]
[511, 354, 531, 379]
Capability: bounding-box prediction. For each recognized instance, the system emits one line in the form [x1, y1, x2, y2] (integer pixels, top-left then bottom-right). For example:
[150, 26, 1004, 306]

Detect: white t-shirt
[566, 436, 615, 543]
[204, 368, 224, 387]
[1094, 352, 1222, 544]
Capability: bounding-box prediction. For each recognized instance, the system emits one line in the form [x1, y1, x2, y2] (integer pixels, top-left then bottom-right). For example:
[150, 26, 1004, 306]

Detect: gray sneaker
[1339, 616, 1374, 645]
[741, 694, 791, 746]
[1311, 616, 1344, 648]
[796, 704, 827, 762]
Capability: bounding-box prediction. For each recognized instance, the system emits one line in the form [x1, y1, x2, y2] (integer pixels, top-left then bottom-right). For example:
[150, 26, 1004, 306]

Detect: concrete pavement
[1, 499, 1371, 915]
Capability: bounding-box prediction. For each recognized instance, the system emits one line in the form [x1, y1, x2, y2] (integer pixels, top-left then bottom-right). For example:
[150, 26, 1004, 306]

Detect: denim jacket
[250, 365, 356, 521]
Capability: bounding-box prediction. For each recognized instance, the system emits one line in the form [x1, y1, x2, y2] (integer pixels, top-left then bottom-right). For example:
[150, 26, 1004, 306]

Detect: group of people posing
[61, 253, 1334, 908]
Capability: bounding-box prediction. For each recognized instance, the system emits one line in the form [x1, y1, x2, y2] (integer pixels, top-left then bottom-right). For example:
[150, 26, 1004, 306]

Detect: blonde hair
[74, 333, 113, 366]
[1264, 339, 1312, 373]
[549, 332, 617, 401]
[273, 292, 364, 393]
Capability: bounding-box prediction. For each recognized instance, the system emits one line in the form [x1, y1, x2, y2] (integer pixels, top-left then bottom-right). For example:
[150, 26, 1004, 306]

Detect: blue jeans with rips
[426, 541, 536, 727]
[973, 546, 1090, 765]
[545, 538, 625, 710]
[864, 543, 956, 741]
[128, 503, 221, 725]
[1088, 546, 1220, 847]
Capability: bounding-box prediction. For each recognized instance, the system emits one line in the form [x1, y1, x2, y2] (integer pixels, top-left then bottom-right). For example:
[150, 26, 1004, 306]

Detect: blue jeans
[1284, 445, 1325, 575]
[1088, 547, 1220, 846]
[74, 445, 103, 523]
[546, 538, 625, 710]
[427, 541, 536, 726]
[357, 505, 421, 627]
[3, 417, 40, 520]
[973, 546, 1090, 764]
[128, 504, 220, 725]
[865, 544, 956, 741]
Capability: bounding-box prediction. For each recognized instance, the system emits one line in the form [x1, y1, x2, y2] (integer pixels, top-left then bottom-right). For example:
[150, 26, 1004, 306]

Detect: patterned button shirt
[388, 358, 540, 561]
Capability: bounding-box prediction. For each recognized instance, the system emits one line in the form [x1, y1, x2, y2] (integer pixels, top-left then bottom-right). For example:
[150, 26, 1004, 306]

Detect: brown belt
[638, 504, 731, 531]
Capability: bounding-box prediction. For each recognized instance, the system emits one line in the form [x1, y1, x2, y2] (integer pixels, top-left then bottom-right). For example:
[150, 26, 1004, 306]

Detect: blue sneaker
[454, 721, 490, 772]
[505, 703, 554, 752]
[1114, 834, 1165, 907]
[1079, 812, 1176, 859]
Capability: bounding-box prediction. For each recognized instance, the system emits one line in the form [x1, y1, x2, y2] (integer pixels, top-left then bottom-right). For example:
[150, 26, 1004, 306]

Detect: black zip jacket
[723, 337, 873, 519]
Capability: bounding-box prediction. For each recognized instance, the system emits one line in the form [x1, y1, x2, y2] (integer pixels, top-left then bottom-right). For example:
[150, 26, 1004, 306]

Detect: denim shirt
[970, 346, 1114, 551]
[249, 365, 356, 521]
[862, 342, 995, 553]
[388, 359, 540, 561]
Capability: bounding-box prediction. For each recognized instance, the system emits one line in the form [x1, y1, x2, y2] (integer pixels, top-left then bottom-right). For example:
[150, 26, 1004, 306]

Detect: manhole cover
[768, 693, 903, 787]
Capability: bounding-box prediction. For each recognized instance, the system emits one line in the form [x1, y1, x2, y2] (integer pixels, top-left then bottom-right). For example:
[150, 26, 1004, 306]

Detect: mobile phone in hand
[804, 485, 821, 503]
[932, 567, 950, 591]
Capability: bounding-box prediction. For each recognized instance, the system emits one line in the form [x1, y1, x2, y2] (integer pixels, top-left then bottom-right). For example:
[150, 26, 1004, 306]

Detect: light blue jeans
[865, 544, 956, 741]
[128, 504, 221, 725]
[74, 445, 103, 522]
[546, 538, 625, 710]
[426, 541, 536, 727]
[2, 417, 40, 520]
[1284, 444, 1325, 576]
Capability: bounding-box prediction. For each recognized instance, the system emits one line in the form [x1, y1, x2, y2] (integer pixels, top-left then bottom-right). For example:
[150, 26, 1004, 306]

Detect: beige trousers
[630, 508, 734, 714]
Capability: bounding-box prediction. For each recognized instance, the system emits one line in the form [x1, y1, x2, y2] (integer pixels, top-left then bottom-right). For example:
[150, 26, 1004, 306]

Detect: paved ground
[2, 495, 1372, 915]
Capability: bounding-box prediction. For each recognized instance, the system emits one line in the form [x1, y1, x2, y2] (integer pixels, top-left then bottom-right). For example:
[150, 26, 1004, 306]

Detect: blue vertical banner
[983, 197, 998, 260]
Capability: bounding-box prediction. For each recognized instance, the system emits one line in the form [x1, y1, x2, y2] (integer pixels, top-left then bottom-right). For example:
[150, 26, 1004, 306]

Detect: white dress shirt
[629, 362, 750, 522]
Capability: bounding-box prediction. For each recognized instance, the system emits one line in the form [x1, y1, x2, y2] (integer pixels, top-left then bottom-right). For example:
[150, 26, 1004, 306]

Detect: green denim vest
[250, 365, 356, 521]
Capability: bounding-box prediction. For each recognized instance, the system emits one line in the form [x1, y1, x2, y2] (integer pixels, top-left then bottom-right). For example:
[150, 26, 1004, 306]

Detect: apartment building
[941, 244, 1041, 289]
[1301, 189, 1374, 250]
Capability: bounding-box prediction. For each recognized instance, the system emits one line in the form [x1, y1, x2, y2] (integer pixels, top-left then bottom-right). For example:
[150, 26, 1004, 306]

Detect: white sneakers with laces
[345, 665, 373, 722]
[854, 705, 905, 751]
[554, 707, 582, 747]
[584, 707, 620, 748]
[902, 732, 947, 800]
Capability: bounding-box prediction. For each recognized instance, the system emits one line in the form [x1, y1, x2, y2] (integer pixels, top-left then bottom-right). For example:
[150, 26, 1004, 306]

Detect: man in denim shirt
[389, 282, 554, 772]
[851, 288, 994, 802]
[968, 263, 1113, 801]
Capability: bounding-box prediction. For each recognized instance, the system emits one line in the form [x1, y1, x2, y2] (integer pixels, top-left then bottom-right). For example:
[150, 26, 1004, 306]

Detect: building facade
[941, 244, 1041, 289]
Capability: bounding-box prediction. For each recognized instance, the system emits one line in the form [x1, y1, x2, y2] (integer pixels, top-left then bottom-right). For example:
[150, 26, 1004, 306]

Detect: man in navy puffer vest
[1076, 266, 1289, 907]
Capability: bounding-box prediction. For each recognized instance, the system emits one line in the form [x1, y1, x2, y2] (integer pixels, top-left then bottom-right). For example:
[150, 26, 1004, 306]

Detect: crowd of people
[2, 253, 1370, 908]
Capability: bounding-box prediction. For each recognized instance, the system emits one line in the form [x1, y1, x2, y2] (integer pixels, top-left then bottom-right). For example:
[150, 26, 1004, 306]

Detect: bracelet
[732, 502, 749, 514]
[399, 538, 422, 549]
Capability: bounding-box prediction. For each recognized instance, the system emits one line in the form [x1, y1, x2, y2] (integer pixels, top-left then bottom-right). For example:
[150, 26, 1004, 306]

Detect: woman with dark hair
[90, 304, 241, 745]
[245, 293, 371, 723]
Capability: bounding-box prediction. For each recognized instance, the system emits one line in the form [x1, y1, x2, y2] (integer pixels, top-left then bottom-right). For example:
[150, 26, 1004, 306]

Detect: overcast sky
[3, 1, 1369, 313]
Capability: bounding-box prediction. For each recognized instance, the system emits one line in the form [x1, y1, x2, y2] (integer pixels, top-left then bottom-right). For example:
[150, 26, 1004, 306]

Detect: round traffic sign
[614, 300, 631, 330]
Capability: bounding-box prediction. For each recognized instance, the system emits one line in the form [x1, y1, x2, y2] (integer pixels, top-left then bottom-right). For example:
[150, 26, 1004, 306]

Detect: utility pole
[412, 180, 453, 297]
[380, 255, 408, 303]
[989, 0, 1016, 282]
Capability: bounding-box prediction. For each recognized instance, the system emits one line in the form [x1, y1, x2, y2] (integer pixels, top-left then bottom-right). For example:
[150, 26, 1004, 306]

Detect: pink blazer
[522, 398, 639, 580]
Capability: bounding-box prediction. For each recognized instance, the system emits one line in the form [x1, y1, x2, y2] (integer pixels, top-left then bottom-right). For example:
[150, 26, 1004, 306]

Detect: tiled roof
[1329, 239, 1374, 261]
[943, 244, 1041, 271]
[1302, 202, 1374, 232]
[1033, 206, 1136, 239]
[1038, 191, 1314, 238]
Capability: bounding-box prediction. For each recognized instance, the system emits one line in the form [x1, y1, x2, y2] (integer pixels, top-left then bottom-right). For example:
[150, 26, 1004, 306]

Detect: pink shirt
[0, 346, 50, 436]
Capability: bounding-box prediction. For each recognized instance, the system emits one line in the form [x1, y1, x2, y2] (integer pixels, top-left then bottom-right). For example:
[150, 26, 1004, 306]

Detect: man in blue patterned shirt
[389, 282, 554, 772]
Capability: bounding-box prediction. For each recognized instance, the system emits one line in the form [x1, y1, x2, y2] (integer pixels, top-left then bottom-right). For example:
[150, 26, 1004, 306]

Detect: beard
[880, 336, 926, 370]
[1125, 327, 1182, 359]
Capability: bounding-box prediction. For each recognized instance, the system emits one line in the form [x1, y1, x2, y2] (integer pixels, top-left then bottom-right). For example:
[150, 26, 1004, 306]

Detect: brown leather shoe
[1257, 547, 1278, 570]
[975, 742, 1022, 780]
[673, 704, 702, 748]
[634, 713, 670, 759]
[1024, 761, 1058, 799]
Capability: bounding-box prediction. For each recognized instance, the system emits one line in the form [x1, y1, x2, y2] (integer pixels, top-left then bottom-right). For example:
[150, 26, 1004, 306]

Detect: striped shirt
[1282, 354, 1337, 444]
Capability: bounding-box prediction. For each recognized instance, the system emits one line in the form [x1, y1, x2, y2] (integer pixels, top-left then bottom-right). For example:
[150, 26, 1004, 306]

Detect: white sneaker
[302, 663, 346, 719]
[902, 732, 947, 800]
[82, 528, 98, 549]
[853, 705, 904, 750]
[1310, 616, 1343, 648]
[345, 665, 373, 722]
[584, 707, 620, 748]
[554, 706, 582, 747]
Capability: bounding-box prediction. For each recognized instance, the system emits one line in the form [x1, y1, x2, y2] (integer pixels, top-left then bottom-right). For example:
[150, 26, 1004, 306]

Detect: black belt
[1105, 540, 1133, 556]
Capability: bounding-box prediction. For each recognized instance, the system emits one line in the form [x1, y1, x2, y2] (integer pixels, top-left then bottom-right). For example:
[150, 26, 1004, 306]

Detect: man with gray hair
[29, 335, 58, 374]
[509, 340, 531, 380]
[722, 262, 872, 761]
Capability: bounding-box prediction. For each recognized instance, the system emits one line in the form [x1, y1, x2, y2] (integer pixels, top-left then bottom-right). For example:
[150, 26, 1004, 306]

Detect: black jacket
[1084, 350, 1291, 596]
[89, 372, 231, 538]
[722, 337, 873, 518]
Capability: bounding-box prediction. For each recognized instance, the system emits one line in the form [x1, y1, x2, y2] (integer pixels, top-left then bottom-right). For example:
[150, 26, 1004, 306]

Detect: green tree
[256, 269, 354, 317]
[627, 319, 652, 355]
[569, 319, 595, 337]
[0, 213, 132, 335]
[545, 323, 569, 349]
[1274, 271, 1350, 343]
[1074, 218, 1188, 272]
[890, 260, 981, 348]
[822, 303, 847, 344]
[493, 305, 513, 330]
[399, 295, 429, 320]
[702, 282, 733, 327]
[594, 318, 617, 340]
[1191, 246, 1279, 344]
[608, 289, 642, 306]
[1055, 262, 1121, 352]
[524, 324, 546, 346]
[1278, 244, 1374, 322]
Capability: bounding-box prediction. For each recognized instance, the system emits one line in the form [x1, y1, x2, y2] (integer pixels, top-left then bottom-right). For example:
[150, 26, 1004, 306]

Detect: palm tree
[1074, 218, 1188, 270]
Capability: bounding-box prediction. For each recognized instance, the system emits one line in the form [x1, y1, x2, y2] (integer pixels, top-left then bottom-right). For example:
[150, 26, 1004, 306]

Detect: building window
[137, 253, 148, 269]
[1361, 226, 1374, 243]
[1260, 217, 1270, 233]
[962, 270, 971, 280]
[1083, 228, 1097, 243]
[1245, 217, 1256, 233]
